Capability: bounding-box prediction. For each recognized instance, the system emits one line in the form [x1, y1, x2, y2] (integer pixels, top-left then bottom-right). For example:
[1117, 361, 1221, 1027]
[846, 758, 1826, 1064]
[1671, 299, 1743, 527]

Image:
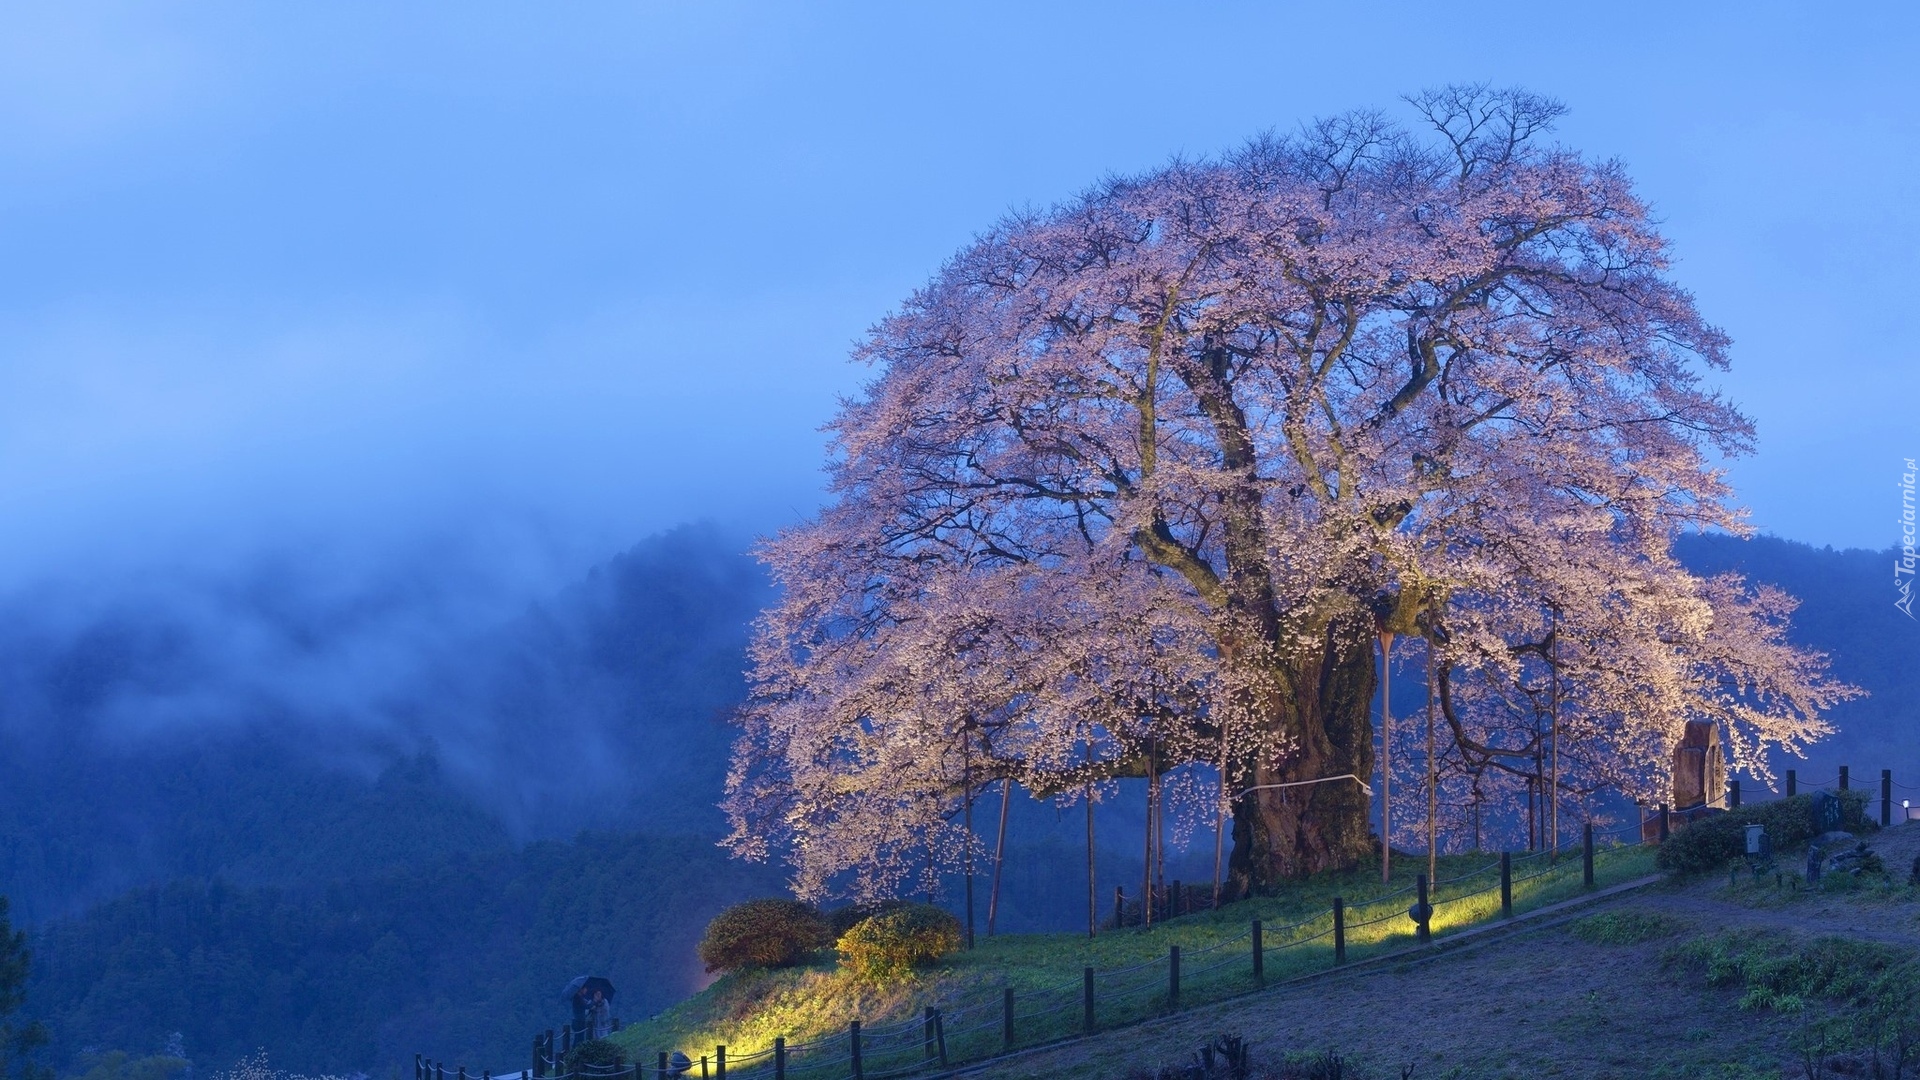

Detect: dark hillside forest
[4, 530, 1913, 1078]
[28, 833, 778, 1079]
[1673, 534, 1920, 788]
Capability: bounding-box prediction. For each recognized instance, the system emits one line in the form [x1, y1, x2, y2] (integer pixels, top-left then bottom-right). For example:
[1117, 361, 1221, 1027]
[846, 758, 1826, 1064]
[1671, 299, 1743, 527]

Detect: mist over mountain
[0, 523, 767, 925]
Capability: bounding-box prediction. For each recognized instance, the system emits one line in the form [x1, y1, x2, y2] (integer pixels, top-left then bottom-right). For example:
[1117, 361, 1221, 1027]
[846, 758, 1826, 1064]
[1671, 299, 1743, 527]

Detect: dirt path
[977, 823, 1920, 1080]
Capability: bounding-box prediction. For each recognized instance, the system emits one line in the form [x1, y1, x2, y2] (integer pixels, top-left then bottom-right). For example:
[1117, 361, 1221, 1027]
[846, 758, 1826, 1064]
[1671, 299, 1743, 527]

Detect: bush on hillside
[1656, 791, 1872, 874]
[564, 1040, 625, 1072]
[822, 899, 912, 937]
[836, 903, 962, 983]
[697, 898, 832, 973]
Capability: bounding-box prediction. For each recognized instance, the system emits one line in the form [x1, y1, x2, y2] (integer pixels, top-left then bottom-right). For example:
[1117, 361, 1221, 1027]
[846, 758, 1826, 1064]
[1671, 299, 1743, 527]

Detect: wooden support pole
[1251, 919, 1264, 981]
[1841, 765, 1850, 791]
[1583, 822, 1594, 887]
[934, 1013, 947, 1067]
[1332, 900, 1345, 965]
[1414, 874, 1431, 944]
[774, 1041, 786, 1080]
[1885, 770, 1894, 827]
[849, 1021, 862, 1080]
[658, 1052, 667, 1080]
[1499, 853, 1512, 918]
[1113, 887, 1124, 930]
[714, 1046, 724, 1080]
[1168, 945, 1180, 1008]
[923, 1006, 935, 1060]
[1083, 967, 1095, 1034]
[1657, 803, 1669, 842]
[1787, 769, 1797, 796]
[458, 1066, 467, 1080]
[1729, 780, 1740, 808]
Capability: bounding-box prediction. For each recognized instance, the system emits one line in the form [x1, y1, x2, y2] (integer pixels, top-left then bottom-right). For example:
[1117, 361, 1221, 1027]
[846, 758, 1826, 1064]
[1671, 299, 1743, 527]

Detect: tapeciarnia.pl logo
[1900, 457, 1917, 619]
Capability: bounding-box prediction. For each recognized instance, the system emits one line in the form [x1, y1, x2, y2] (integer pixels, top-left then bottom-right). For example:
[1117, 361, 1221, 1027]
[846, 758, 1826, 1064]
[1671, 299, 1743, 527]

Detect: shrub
[564, 1040, 625, 1072]
[823, 899, 912, 937]
[697, 898, 832, 973]
[1655, 792, 1872, 875]
[836, 903, 962, 982]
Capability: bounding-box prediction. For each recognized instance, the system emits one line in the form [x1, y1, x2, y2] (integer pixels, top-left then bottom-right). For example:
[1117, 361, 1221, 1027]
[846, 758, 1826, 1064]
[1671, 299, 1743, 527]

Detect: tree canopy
[725, 87, 1855, 897]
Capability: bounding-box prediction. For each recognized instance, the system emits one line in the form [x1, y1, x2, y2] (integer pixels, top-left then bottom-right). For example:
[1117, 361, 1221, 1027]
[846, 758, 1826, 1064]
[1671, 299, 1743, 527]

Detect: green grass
[1662, 930, 1913, 1014]
[1572, 911, 1689, 945]
[611, 840, 1656, 1075]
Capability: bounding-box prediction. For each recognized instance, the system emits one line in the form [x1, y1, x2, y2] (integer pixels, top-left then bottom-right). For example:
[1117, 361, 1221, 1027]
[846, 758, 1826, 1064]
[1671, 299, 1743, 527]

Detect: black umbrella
[559, 975, 617, 1004]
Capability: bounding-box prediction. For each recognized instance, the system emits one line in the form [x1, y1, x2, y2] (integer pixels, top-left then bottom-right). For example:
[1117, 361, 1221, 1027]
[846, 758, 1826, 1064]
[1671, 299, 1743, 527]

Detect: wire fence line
[442, 767, 1919, 1080]
[440, 834, 1653, 1080]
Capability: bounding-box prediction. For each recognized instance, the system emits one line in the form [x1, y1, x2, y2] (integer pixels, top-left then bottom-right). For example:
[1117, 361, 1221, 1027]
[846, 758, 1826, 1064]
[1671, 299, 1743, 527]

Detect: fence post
[1332, 900, 1345, 964]
[1885, 770, 1894, 827]
[1172, 879, 1182, 917]
[1251, 920, 1264, 981]
[715, 1046, 725, 1080]
[849, 1021, 862, 1080]
[923, 1006, 935, 1060]
[700, 1055, 708, 1080]
[436, 1064, 444, 1080]
[1787, 769, 1797, 796]
[1168, 945, 1180, 1008]
[1083, 967, 1095, 1033]
[1657, 803, 1669, 842]
[1583, 822, 1594, 887]
[934, 1012, 948, 1066]
[658, 1052, 668, 1080]
[774, 1039, 785, 1080]
[1414, 874, 1431, 944]
[561, 1026, 572, 1059]
[1500, 853, 1512, 918]
[1113, 886, 1124, 929]
[1729, 780, 1740, 809]
[1841, 765, 1850, 791]
[458, 1066, 467, 1080]
[1002, 988, 1014, 1051]
[417, 1055, 425, 1080]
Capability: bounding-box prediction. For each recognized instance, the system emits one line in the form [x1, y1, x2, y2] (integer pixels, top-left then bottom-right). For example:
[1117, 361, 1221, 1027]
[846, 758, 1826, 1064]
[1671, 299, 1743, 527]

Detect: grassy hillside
[609, 842, 1657, 1072]
[993, 821, 1920, 1080]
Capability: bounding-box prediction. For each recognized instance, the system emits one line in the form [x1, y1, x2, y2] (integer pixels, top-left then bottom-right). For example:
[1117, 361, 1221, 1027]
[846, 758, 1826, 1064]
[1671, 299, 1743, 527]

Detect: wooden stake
[1380, 632, 1394, 884]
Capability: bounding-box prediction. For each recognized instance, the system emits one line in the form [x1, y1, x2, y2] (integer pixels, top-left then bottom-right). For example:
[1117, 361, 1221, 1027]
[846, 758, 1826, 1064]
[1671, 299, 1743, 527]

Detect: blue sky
[0, 1, 1913, 592]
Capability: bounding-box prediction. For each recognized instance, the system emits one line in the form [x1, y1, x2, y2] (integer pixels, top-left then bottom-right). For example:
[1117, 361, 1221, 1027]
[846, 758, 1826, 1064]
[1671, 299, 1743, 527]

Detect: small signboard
[1812, 790, 1842, 833]
[1744, 824, 1768, 856]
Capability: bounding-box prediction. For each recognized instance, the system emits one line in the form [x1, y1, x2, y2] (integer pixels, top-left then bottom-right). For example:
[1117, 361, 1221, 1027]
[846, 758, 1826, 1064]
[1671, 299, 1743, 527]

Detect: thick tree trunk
[1226, 613, 1377, 892]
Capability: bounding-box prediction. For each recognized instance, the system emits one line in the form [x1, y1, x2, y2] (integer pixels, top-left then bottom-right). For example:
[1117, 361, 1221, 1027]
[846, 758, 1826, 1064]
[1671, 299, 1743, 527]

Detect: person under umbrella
[558, 976, 617, 1043]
